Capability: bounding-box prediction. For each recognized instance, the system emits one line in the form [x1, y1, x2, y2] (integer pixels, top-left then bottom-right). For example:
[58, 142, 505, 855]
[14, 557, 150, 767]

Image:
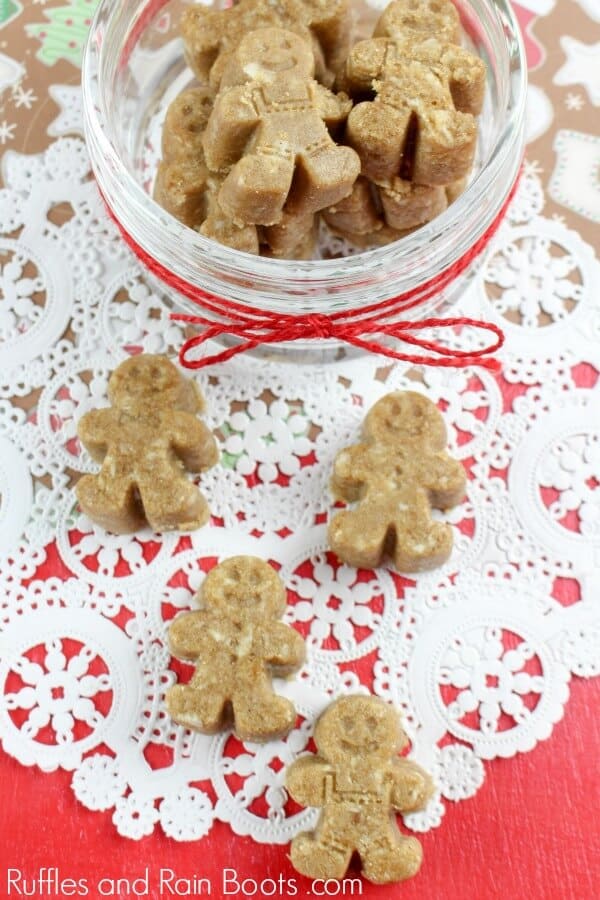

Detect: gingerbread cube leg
[360, 833, 423, 885]
[295, 144, 361, 213]
[232, 687, 297, 742]
[291, 832, 352, 881]
[166, 684, 228, 733]
[346, 102, 411, 182]
[139, 472, 210, 533]
[379, 180, 447, 230]
[76, 474, 145, 535]
[218, 153, 295, 226]
[262, 207, 316, 258]
[329, 505, 391, 569]
[413, 109, 477, 186]
[394, 511, 453, 573]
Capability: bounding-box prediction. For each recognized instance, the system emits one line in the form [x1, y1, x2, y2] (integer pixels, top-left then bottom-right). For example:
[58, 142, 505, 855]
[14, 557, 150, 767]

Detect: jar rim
[82, 0, 527, 307]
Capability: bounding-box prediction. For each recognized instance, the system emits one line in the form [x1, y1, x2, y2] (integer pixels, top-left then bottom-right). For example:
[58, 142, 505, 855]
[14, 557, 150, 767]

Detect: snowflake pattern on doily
[0, 124, 599, 845]
[5, 639, 111, 745]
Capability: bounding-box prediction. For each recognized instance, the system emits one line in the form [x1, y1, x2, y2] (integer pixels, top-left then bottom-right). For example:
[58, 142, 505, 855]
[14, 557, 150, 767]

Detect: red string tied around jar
[104, 170, 521, 373]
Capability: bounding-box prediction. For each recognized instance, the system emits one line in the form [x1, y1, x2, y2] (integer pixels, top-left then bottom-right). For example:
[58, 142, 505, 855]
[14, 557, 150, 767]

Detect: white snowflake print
[68, 511, 149, 578]
[287, 554, 383, 652]
[0, 251, 44, 342]
[522, 159, 543, 177]
[484, 234, 583, 328]
[537, 433, 600, 538]
[12, 84, 38, 110]
[219, 720, 313, 826]
[223, 398, 312, 484]
[565, 92, 584, 111]
[439, 627, 543, 735]
[0, 121, 16, 145]
[4, 640, 111, 745]
[107, 277, 183, 354]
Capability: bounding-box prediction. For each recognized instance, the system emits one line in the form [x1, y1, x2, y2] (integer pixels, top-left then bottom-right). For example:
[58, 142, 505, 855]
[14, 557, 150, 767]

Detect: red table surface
[1, 674, 599, 900]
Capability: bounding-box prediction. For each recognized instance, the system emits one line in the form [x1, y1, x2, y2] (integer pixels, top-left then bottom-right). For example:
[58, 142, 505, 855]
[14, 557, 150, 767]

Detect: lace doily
[1, 129, 599, 843]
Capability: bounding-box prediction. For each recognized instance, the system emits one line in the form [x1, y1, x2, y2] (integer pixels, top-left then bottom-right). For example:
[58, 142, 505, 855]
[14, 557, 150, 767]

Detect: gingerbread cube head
[364, 391, 447, 451]
[107, 355, 201, 416]
[374, 0, 461, 44]
[314, 695, 408, 765]
[201, 556, 287, 620]
[161, 86, 215, 162]
[218, 27, 315, 89]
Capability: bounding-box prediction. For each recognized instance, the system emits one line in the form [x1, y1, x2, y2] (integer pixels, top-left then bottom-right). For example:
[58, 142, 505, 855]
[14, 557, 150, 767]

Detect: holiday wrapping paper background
[0, 2, 599, 898]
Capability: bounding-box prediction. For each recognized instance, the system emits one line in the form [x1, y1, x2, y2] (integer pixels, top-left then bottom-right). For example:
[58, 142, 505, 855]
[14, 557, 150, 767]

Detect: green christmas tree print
[0, 1, 22, 30]
[27, 0, 100, 67]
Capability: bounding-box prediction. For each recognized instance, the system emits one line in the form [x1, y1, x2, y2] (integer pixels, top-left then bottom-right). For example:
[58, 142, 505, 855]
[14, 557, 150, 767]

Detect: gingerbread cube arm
[286, 755, 333, 807]
[422, 453, 466, 510]
[305, 0, 352, 69]
[312, 83, 352, 129]
[168, 610, 209, 660]
[261, 622, 306, 674]
[77, 408, 116, 463]
[440, 45, 487, 116]
[169, 411, 219, 473]
[390, 759, 434, 813]
[181, 7, 226, 83]
[344, 39, 388, 96]
[202, 86, 260, 172]
[331, 444, 370, 501]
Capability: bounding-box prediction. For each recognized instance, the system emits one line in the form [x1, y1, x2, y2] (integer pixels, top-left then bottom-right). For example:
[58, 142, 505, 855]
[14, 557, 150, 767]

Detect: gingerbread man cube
[374, 0, 462, 45]
[154, 86, 260, 252]
[202, 28, 360, 227]
[287, 695, 433, 884]
[76, 355, 218, 534]
[329, 392, 466, 572]
[343, 35, 485, 185]
[166, 556, 306, 743]
[181, 0, 352, 87]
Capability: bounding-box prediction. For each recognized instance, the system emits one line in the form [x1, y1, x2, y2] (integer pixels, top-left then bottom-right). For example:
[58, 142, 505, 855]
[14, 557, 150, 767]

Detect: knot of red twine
[103, 169, 521, 373]
[304, 313, 335, 340]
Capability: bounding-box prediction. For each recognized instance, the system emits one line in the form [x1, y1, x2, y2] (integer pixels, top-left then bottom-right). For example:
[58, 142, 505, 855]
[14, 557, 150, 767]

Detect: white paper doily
[1, 129, 599, 842]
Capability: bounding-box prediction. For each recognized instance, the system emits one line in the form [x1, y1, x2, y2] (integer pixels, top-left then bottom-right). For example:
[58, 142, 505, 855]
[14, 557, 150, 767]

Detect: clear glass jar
[82, 0, 526, 363]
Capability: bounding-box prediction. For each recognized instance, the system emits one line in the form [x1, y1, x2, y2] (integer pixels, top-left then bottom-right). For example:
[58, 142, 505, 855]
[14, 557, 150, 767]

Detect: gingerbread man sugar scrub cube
[373, 0, 462, 45]
[342, 33, 485, 185]
[181, 0, 352, 87]
[202, 28, 360, 227]
[154, 86, 260, 252]
[286, 695, 433, 884]
[329, 392, 466, 572]
[166, 557, 306, 742]
[76, 355, 219, 535]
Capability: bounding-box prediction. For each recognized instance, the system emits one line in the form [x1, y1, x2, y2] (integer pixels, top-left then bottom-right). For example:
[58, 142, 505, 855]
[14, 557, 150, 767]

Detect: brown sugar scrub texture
[329, 391, 466, 572]
[154, 85, 261, 252]
[166, 556, 306, 742]
[155, 0, 486, 256]
[286, 695, 433, 884]
[155, 24, 359, 258]
[326, 0, 485, 243]
[181, 0, 353, 88]
[76, 355, 218, 534]
[203, 28, 360, 245]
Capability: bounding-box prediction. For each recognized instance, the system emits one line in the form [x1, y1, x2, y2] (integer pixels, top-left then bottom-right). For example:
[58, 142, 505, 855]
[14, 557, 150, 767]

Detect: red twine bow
[104, 171, 521, 372]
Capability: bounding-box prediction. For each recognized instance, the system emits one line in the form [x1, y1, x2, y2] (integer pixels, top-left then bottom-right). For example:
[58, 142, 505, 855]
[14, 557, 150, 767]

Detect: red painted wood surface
[1, 674, 599, 900]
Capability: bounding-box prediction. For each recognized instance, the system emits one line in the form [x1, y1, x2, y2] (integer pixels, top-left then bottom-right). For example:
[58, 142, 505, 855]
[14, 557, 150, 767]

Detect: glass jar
[82, 0, 526, 364]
